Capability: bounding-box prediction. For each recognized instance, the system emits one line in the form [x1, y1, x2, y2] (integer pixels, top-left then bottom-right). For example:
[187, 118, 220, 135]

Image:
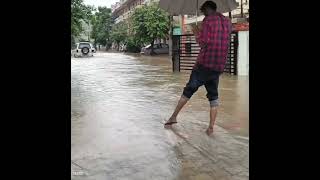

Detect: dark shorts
[182, 66, 221, 106]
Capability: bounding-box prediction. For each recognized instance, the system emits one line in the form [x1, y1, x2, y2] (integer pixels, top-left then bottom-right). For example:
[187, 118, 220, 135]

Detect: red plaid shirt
[195, 13, 232, 72]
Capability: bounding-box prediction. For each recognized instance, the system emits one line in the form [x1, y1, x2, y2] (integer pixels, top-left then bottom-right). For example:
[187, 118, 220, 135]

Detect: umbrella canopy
[159, 0, 238, 15]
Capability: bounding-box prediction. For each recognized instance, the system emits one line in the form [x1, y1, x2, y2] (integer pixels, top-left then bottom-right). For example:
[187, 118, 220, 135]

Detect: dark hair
[200, 1, 217, 11]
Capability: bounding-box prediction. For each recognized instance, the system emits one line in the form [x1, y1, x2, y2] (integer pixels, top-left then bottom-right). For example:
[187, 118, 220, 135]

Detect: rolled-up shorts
[182, 66, 221, 107]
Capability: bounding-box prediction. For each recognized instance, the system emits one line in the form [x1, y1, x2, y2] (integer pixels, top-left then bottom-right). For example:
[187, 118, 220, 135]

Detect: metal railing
[172, 32, 239, 75]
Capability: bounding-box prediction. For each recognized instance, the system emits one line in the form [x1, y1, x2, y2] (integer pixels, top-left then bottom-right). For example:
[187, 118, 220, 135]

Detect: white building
[112, 0, 158, 24]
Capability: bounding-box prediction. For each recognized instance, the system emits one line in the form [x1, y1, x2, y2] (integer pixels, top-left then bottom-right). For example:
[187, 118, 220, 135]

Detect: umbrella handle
[196, 0, 198, 25]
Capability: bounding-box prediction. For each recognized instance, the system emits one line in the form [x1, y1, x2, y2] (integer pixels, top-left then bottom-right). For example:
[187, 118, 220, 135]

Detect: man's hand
[191, 24, 201, 36]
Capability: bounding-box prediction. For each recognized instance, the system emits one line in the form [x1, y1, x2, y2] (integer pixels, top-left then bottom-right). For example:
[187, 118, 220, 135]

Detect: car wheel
[81, 47, 90, 55]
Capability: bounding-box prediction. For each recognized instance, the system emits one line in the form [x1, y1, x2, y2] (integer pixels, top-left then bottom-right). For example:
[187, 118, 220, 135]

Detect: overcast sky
[84, 0, 118, 8]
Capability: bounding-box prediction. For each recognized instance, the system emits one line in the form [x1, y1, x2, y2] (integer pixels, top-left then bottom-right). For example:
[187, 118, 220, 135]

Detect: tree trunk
[150, 38, 155, 56]
[117, 42, 120, 51]
[106, 38, 109, 51]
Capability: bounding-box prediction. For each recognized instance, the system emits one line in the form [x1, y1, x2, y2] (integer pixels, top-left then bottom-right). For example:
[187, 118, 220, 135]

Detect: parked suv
[72, 42, 96, 57]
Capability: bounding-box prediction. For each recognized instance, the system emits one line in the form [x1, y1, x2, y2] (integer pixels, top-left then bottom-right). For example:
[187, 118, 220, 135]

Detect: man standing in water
[165, 1, 232, 135]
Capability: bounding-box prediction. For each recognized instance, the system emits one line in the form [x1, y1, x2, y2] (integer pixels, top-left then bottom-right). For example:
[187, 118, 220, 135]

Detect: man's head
[200, 1, 217, 16]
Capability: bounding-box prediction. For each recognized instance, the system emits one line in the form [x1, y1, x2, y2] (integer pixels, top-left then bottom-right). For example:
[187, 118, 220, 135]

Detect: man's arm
[191, 24, 200, 42]
[195, 20, 209, 48]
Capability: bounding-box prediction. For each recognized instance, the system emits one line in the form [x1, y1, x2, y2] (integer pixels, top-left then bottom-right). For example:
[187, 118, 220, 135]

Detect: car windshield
[79, 43, 91, 49]
[161, 44, 169, 48]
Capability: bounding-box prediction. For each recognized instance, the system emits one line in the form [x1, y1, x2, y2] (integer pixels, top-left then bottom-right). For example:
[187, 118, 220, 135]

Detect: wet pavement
[71, 52, 249, 180]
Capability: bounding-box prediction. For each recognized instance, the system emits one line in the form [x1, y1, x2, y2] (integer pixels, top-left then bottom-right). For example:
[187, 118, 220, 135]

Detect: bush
[125, 37, 141, 53]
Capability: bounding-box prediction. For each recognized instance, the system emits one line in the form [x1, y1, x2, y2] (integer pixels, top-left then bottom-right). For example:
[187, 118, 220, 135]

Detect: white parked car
[72, 42, 96, 57]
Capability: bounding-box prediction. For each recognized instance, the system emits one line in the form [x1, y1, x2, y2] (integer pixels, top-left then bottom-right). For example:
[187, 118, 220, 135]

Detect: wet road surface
[71, 52, 249, 180]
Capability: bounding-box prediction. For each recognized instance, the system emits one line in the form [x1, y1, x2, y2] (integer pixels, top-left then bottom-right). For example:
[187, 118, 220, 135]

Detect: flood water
[71, 52, 249, 180]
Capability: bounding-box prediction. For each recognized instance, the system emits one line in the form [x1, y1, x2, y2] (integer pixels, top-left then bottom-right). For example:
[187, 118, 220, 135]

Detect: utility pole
[168, 15, 173, 56]
[241, 0, 244, 18]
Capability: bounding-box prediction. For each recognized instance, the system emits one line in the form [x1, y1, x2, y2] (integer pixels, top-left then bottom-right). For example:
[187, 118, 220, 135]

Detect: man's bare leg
[165, 95, 189, 126]
[206, 106, 218, 135]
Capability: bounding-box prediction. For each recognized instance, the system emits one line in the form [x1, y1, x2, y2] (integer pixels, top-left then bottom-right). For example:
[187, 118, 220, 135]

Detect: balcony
[115, 15, 124, 24]
[122, 11, 131, 20]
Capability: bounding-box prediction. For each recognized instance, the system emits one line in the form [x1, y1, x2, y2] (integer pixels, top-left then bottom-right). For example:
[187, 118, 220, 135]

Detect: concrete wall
[237, 31, 249, 76]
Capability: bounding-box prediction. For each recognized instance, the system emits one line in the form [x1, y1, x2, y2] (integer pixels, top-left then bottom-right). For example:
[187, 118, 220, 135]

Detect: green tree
[110, 22, 127, 51]
[91, 7, 113, 49]
[131, 4, 169, 55]
[125, 36, 141, 53]
[71, 0, 94, 47]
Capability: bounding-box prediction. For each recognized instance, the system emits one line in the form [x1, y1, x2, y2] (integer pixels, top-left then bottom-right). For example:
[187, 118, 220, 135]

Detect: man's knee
[183, 83, 199, 99]
[209, 99, 219, 107]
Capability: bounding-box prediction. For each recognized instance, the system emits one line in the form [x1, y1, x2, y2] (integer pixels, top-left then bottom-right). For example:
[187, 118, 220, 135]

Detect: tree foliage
[91, 7, 113, 47]
[71, 0, 94, 37]
[131, 4, 169, 54]
[110, 21, 127, 50]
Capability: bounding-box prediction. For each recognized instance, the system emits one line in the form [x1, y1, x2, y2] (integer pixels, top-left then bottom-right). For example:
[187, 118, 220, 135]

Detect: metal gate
[172, 32, 238, 75]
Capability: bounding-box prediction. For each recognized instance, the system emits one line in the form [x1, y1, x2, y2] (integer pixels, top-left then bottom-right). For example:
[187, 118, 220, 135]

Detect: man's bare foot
[206, 127, 214, 136]
[164, 117, 177, 128]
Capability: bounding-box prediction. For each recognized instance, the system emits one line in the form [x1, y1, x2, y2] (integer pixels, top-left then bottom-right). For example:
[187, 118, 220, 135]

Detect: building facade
[110, 0, 163, 50]
[112, 0, 158, 24]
